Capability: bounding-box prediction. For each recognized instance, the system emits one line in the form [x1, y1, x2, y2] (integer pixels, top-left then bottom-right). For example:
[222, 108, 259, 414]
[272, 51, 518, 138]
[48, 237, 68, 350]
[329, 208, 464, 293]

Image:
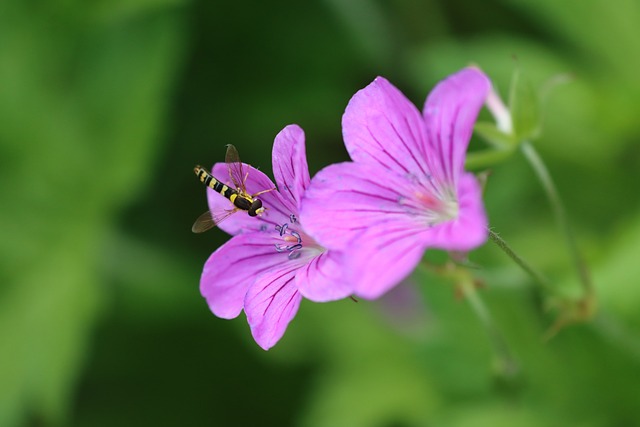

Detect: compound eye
[249, 199, 263, 217]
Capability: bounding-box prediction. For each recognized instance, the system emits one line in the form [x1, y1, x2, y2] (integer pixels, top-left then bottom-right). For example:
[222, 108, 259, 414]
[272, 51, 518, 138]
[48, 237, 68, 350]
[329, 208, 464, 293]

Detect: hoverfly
[192, 144, 273, 233]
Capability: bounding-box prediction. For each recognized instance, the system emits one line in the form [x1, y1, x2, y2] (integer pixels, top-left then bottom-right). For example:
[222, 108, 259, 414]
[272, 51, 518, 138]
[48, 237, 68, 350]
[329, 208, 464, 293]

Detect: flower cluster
[198, 67, 491, 349]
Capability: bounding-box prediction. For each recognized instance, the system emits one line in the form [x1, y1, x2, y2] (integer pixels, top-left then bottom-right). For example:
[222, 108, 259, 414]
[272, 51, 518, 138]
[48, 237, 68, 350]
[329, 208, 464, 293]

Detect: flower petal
[300, 161, 425, 250]
[272, 124, 310, 207]
[207, 162, 294, 236]
[342, 76, 432, 178]
[244, 264, 303, 350]
[421, 172, 488, 251]
[422, 67, 491, 187]
[348, 225, 430, 299]
[200, 232, 281, 319]
[295, 251, 353, 302]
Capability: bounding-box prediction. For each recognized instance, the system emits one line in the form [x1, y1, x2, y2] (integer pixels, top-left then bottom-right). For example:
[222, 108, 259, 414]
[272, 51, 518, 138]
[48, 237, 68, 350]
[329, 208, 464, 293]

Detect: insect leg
[252, 187, 276, 197]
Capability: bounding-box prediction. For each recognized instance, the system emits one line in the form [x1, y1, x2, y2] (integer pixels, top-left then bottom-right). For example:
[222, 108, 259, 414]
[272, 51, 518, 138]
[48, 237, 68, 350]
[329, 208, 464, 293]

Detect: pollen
[283, 235, 299, 243]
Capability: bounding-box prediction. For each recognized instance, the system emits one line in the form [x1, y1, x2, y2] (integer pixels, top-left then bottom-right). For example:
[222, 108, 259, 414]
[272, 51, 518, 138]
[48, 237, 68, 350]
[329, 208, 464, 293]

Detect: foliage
[2, 0, 640, 426]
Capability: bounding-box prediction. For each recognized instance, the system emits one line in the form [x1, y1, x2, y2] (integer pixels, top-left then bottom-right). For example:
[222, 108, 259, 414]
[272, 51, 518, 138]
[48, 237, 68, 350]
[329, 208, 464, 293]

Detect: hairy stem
[488, 229, 551, 292]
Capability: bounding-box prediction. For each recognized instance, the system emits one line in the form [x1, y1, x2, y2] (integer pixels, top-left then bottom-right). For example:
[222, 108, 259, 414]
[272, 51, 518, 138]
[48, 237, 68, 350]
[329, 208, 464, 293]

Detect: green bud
[509, 68, 541, 142]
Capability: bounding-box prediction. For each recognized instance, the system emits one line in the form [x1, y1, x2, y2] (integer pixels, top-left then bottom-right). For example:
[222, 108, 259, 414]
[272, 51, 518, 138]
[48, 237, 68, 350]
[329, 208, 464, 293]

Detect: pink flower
[200, 125, 352, 350]
[300, 68, 491, 299]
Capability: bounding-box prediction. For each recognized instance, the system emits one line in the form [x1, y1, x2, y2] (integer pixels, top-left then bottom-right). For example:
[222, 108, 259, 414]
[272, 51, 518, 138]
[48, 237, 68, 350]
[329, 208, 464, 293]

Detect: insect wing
[225, 144, 248, 195]
[191, 209, 237, 233]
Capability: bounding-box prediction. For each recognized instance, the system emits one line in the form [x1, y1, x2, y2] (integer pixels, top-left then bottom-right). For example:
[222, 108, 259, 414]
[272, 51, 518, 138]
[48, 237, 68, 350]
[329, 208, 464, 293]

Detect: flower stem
[459, 278, 519, 379]
[520, 141, 594, 300]
[488, 229, 551, 292]
[418, 260, 518, 376]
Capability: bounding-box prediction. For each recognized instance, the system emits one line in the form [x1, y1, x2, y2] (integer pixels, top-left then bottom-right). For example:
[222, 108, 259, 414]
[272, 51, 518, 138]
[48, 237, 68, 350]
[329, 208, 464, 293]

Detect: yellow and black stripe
[195, 165, 237, 198]
[194, 165, 262, 216]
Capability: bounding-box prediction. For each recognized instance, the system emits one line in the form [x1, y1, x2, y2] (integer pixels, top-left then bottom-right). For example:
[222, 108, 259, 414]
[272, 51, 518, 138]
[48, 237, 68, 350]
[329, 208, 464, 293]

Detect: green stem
[488, 229, 551, 292]
[520, 141, 593, 298]
[459, 279, 519, 378]
[418, 261, 518, 377]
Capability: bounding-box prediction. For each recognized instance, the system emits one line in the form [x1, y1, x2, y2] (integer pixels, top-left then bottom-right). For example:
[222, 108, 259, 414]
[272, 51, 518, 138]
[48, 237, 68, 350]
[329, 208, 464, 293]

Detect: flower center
[273, 214, 323, 260]
[405, 187, 459, 226]
[433, 197, 459, 222]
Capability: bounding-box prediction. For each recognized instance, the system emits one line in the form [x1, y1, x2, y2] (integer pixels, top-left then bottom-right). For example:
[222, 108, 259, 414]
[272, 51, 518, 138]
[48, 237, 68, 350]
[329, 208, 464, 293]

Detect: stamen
[274, 241, 304, 254]
[275, 223, 288, 236]
[289, 214, 297, 223]
[273, 221, 304, 259]
[275, 243, 289, 252]
[287, 243, 303, 252]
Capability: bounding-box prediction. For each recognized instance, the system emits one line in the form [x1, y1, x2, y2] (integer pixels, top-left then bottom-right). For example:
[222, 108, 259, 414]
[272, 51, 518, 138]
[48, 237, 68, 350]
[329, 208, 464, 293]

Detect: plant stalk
[488, 229, 551, 292]
[459, 278, 519, 378]
[520, 141, 593, 299]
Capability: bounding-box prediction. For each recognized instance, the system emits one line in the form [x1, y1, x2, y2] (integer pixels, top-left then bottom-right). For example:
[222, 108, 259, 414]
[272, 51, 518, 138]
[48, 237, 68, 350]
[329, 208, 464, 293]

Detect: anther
[274, 222, 305, 258]
[275, 244, 288, 252]
[288, 243, 302, 252]
[275, 223, 289, 236]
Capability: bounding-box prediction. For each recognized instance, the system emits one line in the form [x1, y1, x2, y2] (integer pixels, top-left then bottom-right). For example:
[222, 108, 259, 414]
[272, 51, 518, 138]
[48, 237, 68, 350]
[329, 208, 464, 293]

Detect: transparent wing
[191, 209, 238, 233]
[225, 144, 248, 195]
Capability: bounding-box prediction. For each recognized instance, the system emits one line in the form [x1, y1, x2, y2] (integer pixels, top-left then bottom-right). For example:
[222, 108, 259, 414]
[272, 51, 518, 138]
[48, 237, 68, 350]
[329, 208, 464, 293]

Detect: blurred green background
[2, 0, 640, 426]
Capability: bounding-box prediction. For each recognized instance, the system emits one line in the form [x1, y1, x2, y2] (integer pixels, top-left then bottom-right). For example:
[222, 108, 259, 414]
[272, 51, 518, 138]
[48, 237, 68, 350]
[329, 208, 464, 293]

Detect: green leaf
[0, 238, 103, 427]
[465, 148, 515, 170]
[0, 2, 185, 425]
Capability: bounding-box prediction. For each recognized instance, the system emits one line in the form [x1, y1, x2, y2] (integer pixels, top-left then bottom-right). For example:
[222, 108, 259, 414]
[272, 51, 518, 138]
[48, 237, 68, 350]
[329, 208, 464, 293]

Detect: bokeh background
[2, 0, 640, 426]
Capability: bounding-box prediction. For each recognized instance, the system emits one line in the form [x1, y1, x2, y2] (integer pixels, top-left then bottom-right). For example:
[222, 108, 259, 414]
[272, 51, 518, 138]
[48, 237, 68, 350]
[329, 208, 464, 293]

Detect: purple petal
[244, 264, 303, 350]
[422, 67, 490, 187]
[342, 76, 432, 178]
[272, 125, 311, 207]
[300, 161, 425, 250]
[200, 232, 282, 319]
[295, 250, 353, 302]
[348, 225, 430, 299]
[207, 162, 295, 236]
[421, 172, 488, 251]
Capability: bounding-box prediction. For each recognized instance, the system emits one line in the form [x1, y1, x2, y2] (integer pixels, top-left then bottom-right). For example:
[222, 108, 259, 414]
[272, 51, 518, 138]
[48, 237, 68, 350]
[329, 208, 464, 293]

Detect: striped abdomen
[194, 165, 261, 215]
[194, 165, 237, 199]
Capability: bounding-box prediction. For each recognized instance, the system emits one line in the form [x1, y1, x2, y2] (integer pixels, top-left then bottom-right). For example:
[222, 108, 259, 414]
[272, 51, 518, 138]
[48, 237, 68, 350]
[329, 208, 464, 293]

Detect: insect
[192, 144, 273, 233]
